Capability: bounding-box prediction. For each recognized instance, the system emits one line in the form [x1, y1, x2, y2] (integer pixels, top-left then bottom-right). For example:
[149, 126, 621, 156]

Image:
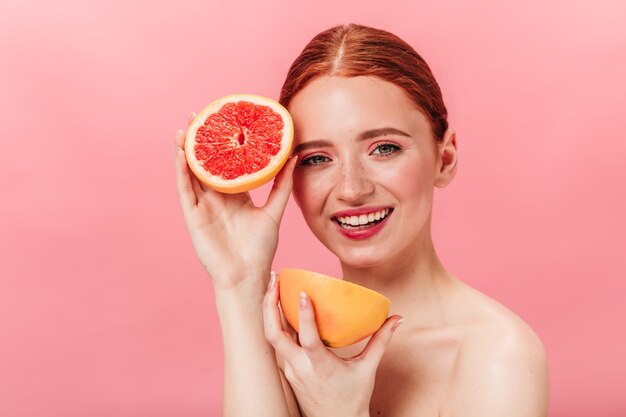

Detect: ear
[434, 128, 457, 188]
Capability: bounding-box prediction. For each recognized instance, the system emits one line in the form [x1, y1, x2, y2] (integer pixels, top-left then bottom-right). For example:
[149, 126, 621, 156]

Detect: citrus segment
[278, 268, 391, 348]
[185, 94, 293, 193]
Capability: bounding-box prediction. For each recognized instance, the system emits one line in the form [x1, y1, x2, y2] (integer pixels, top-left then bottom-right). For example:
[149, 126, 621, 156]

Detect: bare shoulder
[446, 280, 550, 417]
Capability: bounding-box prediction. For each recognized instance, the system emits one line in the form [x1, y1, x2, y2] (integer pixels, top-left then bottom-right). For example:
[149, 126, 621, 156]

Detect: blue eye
[372, 143, 400, 156]
[300, 154, 331, 166]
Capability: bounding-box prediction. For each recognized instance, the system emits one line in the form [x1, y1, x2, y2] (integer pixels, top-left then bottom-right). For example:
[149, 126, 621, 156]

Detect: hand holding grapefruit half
[278, 268, 391, 348]
[185, 94, 294, 194]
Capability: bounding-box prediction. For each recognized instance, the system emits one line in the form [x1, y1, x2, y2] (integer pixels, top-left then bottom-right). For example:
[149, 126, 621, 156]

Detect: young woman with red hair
[175, 23, 549, 417]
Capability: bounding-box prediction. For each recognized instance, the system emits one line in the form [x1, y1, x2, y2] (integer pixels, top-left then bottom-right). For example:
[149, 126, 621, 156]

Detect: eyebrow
[292, 127, 412, 155]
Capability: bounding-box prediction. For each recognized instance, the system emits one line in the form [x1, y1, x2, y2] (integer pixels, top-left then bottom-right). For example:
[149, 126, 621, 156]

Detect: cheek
[377, 156, 435, 196]
[393, 168, 431, 196]
[292, 170, 328, 218]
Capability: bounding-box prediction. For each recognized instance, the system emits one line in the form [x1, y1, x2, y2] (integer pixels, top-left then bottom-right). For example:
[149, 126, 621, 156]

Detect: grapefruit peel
[278, 268, 391, 348]
[185, 94, 294, 194]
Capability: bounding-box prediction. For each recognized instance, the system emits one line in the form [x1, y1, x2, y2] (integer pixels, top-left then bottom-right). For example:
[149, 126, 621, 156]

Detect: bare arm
[217, 283, 299, 417]
[174, 118, 300, 417]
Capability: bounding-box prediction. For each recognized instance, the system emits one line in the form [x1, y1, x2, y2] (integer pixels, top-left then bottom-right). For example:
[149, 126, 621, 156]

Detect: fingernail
[299, 291, 308, 309]
[268, 271, 276, 292]
[392, 317, 405, 331]
[176, 129, 184, 139]
[190, 112, 196, 119]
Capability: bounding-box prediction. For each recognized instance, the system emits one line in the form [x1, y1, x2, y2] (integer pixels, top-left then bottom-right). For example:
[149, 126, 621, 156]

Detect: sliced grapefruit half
[279, 268, 391, 348]
[185, 94, 294, 194]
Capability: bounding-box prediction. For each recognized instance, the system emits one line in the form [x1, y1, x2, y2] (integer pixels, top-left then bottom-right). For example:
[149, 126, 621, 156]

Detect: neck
[340, 228, 457, 328]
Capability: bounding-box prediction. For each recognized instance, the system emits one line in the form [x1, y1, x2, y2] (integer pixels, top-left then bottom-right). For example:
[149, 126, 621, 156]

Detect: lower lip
[334, 214, 391, 240]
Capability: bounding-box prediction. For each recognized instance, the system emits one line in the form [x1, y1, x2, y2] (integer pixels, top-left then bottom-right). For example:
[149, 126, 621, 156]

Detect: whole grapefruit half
[279, 268, 391, 348]
[185, 94, 294, 193]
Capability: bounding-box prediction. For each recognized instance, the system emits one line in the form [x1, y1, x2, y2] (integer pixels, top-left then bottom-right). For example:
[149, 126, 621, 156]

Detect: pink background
[1, 0, 625, 416]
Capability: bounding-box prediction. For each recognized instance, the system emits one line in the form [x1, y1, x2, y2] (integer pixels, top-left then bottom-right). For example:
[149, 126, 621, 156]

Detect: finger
[190, 170, 207, 196]
[284, 314, 299, 343]
[356, 315, 404, 369]
[187, 112, 197, 128]
[174, 126, 200, 191]
[297, 292, 329, 363]
[277, 295, 298, 343]
[182, 111, 210, 194]
[175, 129, 198, 208]
[263, 272, 301, 365]
[264, 155, 298, 224]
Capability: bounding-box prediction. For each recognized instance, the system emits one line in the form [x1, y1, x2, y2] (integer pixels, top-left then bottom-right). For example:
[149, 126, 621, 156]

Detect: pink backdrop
[1, 0, 625, 416]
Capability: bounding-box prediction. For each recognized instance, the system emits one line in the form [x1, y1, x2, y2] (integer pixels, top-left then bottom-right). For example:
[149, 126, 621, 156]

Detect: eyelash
[299, 142, 401, 166]
[371, 142, 401, 157]
[299, 154, 330, 166]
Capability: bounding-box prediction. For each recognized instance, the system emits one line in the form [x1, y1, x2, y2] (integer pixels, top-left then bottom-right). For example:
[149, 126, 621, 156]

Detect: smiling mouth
[332, 208, 393, 230]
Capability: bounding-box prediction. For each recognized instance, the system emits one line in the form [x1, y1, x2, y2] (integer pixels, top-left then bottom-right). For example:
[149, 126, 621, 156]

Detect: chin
[333, 247, 390, 270]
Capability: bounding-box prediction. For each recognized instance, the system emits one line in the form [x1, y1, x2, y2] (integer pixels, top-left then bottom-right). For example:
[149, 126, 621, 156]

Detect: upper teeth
[337, 209, 390, 226]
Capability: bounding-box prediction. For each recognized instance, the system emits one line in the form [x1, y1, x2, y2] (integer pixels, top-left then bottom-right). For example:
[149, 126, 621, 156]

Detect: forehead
[287, 75, 430, 143]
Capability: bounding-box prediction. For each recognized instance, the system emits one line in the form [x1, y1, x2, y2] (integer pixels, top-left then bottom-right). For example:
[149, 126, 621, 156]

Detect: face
[289, 75, 451, 269]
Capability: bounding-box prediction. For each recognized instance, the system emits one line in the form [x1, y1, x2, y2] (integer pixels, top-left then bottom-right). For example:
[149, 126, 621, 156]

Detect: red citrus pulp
[185, 94, 294, 193]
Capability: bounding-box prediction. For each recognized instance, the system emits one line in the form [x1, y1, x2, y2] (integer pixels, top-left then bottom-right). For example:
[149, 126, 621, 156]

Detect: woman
[174, 23, 549, 417]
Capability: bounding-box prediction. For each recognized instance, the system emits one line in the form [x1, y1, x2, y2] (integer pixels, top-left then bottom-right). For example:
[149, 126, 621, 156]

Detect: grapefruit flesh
[185, 94, 294, 193]
[279, 268, 391, 348]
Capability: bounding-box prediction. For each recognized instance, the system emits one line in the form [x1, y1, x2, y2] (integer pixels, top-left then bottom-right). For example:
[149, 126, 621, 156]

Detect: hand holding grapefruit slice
[184, 94, 294, 194]
[278, 269, 392, 348]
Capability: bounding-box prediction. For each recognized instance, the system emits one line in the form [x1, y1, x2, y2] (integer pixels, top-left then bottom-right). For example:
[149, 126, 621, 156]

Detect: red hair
[279, 23, 448, 141]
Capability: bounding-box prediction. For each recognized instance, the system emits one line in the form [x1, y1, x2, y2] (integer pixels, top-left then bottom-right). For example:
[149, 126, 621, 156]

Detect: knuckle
[283, 363, 297, 382]
[262, 318, 276, 342]
[262, 292, 273, 311]
[284, 360, 311, 384]
[263, 326, 276, 344]
[299, 335, 317, 351]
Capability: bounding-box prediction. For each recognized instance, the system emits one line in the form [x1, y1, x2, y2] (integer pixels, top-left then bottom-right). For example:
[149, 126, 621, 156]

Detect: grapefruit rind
[278, 268, 391, 348]
[185, 94, 294, 194]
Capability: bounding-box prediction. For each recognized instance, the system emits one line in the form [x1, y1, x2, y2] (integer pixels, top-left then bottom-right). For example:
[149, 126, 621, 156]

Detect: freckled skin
[285, 75, 549, 416]
[289, 75, 439, 271]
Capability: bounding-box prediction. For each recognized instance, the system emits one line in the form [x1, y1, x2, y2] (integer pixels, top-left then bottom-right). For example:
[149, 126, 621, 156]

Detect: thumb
[264, 155, 298, 223]
[358, 315, 404, 369]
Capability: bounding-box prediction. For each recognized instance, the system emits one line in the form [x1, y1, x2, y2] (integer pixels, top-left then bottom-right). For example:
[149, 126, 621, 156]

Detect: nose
[334, 156, 375, 203]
